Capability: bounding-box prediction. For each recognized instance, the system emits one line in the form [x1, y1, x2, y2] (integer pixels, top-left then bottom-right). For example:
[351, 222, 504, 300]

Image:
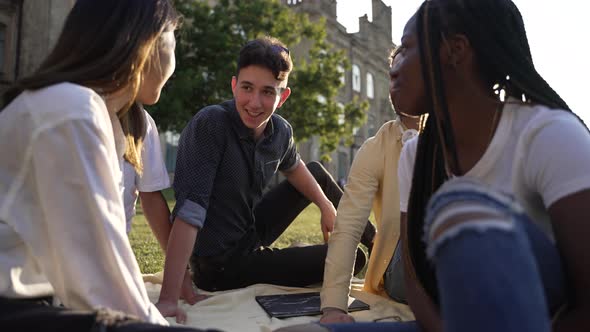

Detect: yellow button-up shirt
[321, 120, 406, 311]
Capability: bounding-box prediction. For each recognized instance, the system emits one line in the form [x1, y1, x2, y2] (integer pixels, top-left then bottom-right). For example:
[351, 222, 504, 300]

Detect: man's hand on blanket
[319, 307, 355, 324]
[155, 300, 188, 324]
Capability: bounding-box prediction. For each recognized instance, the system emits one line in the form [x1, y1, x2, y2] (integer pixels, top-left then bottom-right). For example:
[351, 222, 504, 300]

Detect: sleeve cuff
[136, 180, 170, 193]
[280, 153, 301, 173]
[175, 199, 206, 229]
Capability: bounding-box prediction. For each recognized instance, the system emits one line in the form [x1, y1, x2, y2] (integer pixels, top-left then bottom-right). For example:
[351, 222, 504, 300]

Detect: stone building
[283, 0, 396, 179]
[0, 0, 398, 181]
[0, 0, 74, 92]
[201, 0, 397, 179]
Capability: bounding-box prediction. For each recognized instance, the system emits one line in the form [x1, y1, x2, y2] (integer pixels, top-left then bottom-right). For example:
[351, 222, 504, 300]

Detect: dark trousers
[0, 297, 220, 332]
[194, 161, 376, 291]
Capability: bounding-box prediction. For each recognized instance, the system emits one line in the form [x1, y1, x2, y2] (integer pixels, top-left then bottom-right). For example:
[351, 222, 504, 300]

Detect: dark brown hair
[2, 0, 180, 173]
[237, 36, 293, 81]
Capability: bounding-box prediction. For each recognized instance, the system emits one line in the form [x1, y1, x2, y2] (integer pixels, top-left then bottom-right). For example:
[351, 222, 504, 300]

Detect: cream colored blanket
[143, 272, 414, 332]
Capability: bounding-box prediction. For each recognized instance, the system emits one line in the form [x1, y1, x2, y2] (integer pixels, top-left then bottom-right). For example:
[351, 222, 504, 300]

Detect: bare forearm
[139, 191, 171, 252]
[548, 192, 590, 332]
[401, 213, 442, 332]
[284, 161, 331, 210]
[158, 218, 197, 304]
[404, 275, 442, 332]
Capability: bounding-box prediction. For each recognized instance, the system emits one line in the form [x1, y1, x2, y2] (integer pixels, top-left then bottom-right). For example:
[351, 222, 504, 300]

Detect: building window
[368, 113, 376, 137]
[338, 151, 348, 182]
[337, 103, 345, 125]
[0, 23, 6, 74]
[352, 64, 361, 92]
[366, 72, 374, 99]
[337, 65, 345, 85]
[0, 0, 21, 84]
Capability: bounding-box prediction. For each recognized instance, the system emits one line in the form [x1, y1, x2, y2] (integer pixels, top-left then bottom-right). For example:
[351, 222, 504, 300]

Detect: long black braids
[405, 0, 578, 306]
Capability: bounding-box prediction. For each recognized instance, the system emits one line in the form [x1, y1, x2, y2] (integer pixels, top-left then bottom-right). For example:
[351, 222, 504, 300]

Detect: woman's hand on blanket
[320, 202, 337, 243]
[180, 269, 210, 305]
[181, 286, 210, 305]
[319, 307, 355, 324]
[155, 300, 187, 324]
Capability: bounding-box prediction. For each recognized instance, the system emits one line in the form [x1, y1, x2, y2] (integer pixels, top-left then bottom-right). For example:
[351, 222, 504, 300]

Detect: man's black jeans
[192, 161, 376, 291]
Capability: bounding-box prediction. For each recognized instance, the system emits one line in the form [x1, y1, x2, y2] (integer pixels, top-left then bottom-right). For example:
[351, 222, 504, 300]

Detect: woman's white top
[399, 101, 590, 240]
[123, 110, 170, 233]
[0, 83, 167, 325]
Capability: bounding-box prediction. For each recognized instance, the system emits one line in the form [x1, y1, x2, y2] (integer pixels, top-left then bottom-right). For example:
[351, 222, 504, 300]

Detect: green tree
[150, 0, 368, 160]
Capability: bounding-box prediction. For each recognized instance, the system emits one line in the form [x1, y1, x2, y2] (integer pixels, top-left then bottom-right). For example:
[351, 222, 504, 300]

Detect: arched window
[366, 72, 374, 99]
[352, 64, 361, 92]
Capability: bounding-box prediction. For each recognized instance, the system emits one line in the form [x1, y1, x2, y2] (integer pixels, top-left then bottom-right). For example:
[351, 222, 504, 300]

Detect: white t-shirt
[398, 101, 590, 239]
[0, 83, 167, 325]
[123, 110, 170, 233]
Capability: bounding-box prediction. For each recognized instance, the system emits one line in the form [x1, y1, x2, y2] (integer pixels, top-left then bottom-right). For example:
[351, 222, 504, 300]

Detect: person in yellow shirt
[319, 48, 421, 324]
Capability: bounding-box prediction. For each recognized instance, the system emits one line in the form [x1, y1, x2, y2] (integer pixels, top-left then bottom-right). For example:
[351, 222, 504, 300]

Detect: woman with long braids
[276, 0, 590, 331]
[396, 0, 590, 330]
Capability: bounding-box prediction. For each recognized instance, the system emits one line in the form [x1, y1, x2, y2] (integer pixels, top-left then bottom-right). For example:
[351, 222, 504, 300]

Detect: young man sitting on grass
[155, 36, 375, 322]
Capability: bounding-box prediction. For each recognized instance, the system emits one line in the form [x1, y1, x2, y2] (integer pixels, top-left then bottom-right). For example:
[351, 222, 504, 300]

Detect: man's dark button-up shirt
[172, 100, 300, 257]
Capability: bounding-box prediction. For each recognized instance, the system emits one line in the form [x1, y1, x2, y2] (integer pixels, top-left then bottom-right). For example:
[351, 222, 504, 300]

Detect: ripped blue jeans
[326, 177, 566, 332]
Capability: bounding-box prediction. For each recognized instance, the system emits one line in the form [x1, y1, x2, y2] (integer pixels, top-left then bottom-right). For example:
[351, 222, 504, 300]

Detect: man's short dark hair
[237, 36, 293, 81]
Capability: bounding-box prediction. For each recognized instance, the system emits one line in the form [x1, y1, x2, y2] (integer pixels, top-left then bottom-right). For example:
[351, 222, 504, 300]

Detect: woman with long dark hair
[0, 1, 213, 331]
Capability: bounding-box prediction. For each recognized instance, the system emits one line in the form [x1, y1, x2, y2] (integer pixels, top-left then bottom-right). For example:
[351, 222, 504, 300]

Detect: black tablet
[255, 292, 370, 319]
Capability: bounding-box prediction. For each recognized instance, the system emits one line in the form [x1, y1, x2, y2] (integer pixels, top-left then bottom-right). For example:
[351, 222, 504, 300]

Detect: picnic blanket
[143, 272, 415, 332]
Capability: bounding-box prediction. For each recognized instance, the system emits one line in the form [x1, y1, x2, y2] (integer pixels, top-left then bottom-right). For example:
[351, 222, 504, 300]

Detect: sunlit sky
[337, 0, 590, 124]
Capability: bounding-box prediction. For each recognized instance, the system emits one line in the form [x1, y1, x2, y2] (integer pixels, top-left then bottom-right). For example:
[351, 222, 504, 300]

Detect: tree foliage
[150, 0, 368, 159]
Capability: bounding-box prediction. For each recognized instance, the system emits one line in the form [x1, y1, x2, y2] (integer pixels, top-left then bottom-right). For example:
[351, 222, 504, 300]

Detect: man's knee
[353, 247, 367, 275]
[306, 161, 329, 180]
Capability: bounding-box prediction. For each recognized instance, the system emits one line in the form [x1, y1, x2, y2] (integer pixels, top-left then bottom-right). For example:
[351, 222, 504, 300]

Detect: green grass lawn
[129, 188, 327, 274]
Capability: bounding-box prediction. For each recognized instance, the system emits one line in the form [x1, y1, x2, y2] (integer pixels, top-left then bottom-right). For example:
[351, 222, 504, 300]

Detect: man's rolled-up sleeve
[278, 123, 300, 172]
[173, 110, 226, 228]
